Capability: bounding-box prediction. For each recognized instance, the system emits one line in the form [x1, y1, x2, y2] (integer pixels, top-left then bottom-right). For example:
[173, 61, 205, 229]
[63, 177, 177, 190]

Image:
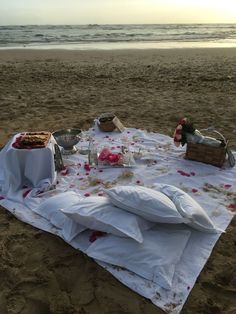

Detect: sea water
[0, 24, 236, 50]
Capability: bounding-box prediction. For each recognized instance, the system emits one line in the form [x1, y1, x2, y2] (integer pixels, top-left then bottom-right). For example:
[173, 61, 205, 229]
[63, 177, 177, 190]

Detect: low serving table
[0, 133, 57, 194]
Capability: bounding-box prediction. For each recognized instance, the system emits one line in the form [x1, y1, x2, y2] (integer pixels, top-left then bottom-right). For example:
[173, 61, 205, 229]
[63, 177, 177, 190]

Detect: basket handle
[199, 127, 227, 145]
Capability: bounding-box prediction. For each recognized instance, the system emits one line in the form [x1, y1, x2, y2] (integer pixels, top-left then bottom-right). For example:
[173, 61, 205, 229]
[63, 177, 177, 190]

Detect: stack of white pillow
[33, 184, 221, 290]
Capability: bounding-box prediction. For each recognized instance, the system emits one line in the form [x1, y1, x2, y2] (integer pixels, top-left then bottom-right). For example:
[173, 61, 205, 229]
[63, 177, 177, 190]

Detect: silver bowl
[52, 129, 81, 155]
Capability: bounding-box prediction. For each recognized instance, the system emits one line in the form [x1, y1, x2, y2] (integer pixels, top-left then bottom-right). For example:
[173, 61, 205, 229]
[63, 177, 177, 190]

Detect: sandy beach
[0, 48, 236, 314]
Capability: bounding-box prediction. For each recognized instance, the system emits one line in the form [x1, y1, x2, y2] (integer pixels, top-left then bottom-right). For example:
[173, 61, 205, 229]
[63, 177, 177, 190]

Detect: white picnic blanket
[0, 127, 235, 314]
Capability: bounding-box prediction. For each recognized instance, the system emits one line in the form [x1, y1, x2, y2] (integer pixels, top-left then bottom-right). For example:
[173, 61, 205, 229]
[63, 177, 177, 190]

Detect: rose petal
[23, 189, 32, 198]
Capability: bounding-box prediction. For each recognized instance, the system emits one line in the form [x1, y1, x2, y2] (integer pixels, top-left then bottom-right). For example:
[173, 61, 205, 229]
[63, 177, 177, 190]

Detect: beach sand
[0, 48, 236, 314]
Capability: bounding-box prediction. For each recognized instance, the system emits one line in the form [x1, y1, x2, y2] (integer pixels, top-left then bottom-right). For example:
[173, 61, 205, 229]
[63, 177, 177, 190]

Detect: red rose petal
[89, 230, 107, 243]
[23, 189, 32, 198]
[84, 163, 91, 171]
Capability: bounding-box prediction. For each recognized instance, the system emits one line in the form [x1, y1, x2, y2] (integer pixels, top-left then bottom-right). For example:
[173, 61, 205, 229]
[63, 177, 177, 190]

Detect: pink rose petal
[60, 166, 69, 176]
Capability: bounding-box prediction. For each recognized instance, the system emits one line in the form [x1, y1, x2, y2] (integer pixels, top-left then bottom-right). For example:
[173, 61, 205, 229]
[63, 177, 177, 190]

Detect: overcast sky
[0, 0, 235, 25]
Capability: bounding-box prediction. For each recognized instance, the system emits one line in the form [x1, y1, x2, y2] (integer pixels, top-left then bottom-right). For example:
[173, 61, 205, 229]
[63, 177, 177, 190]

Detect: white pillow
[32, 191, 86, 241]
[86, 226, 191, 290]
[153, 184, 222, 233]
[104, 185, 187, 224]
[61, 196, 154, 243]
[61, 219, 85, 242]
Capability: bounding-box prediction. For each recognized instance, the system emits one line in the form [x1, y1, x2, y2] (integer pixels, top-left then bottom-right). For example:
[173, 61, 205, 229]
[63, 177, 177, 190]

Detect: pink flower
[108, 153, 120, 163]
[192, 188, 198, 193]
[173, 118, 187, 147]
[228, 204, 236, 209]
[136, 180, 141, 184]
[84, 193, 91, 197]
[175, 128, 182, 135]
[224, 184, 232, 189]
[98, 147, 111, 161]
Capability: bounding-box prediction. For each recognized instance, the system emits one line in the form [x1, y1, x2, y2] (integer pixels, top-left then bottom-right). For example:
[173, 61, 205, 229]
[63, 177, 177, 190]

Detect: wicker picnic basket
[98, 113, 116, 132]
[185, 129, 227, 167]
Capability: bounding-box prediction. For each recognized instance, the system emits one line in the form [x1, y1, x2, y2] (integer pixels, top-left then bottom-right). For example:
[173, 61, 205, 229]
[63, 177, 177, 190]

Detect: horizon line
[1, 22, 236, 27]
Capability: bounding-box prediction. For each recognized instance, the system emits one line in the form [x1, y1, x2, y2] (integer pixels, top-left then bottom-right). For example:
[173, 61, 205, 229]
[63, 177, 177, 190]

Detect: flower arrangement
[97, 146, 136, 168]
[98, 147, 123, 165]
[173, 118, 195, 147]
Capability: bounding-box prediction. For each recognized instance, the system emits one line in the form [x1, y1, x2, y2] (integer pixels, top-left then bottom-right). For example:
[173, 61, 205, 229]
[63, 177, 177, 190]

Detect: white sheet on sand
[0, 126, 235, 314]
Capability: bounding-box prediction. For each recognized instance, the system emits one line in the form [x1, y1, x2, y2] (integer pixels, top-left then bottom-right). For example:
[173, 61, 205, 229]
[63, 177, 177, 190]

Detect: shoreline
[1, 41, 236, 51]
[1, 46, 236, 62]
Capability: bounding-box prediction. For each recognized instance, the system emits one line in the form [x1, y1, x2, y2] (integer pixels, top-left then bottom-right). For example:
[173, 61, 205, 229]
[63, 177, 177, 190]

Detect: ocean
[0, 24, 236, 50]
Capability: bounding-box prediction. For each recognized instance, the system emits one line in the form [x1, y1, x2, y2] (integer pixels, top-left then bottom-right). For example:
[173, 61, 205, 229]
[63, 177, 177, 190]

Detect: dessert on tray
[12, 132, 51, 149]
